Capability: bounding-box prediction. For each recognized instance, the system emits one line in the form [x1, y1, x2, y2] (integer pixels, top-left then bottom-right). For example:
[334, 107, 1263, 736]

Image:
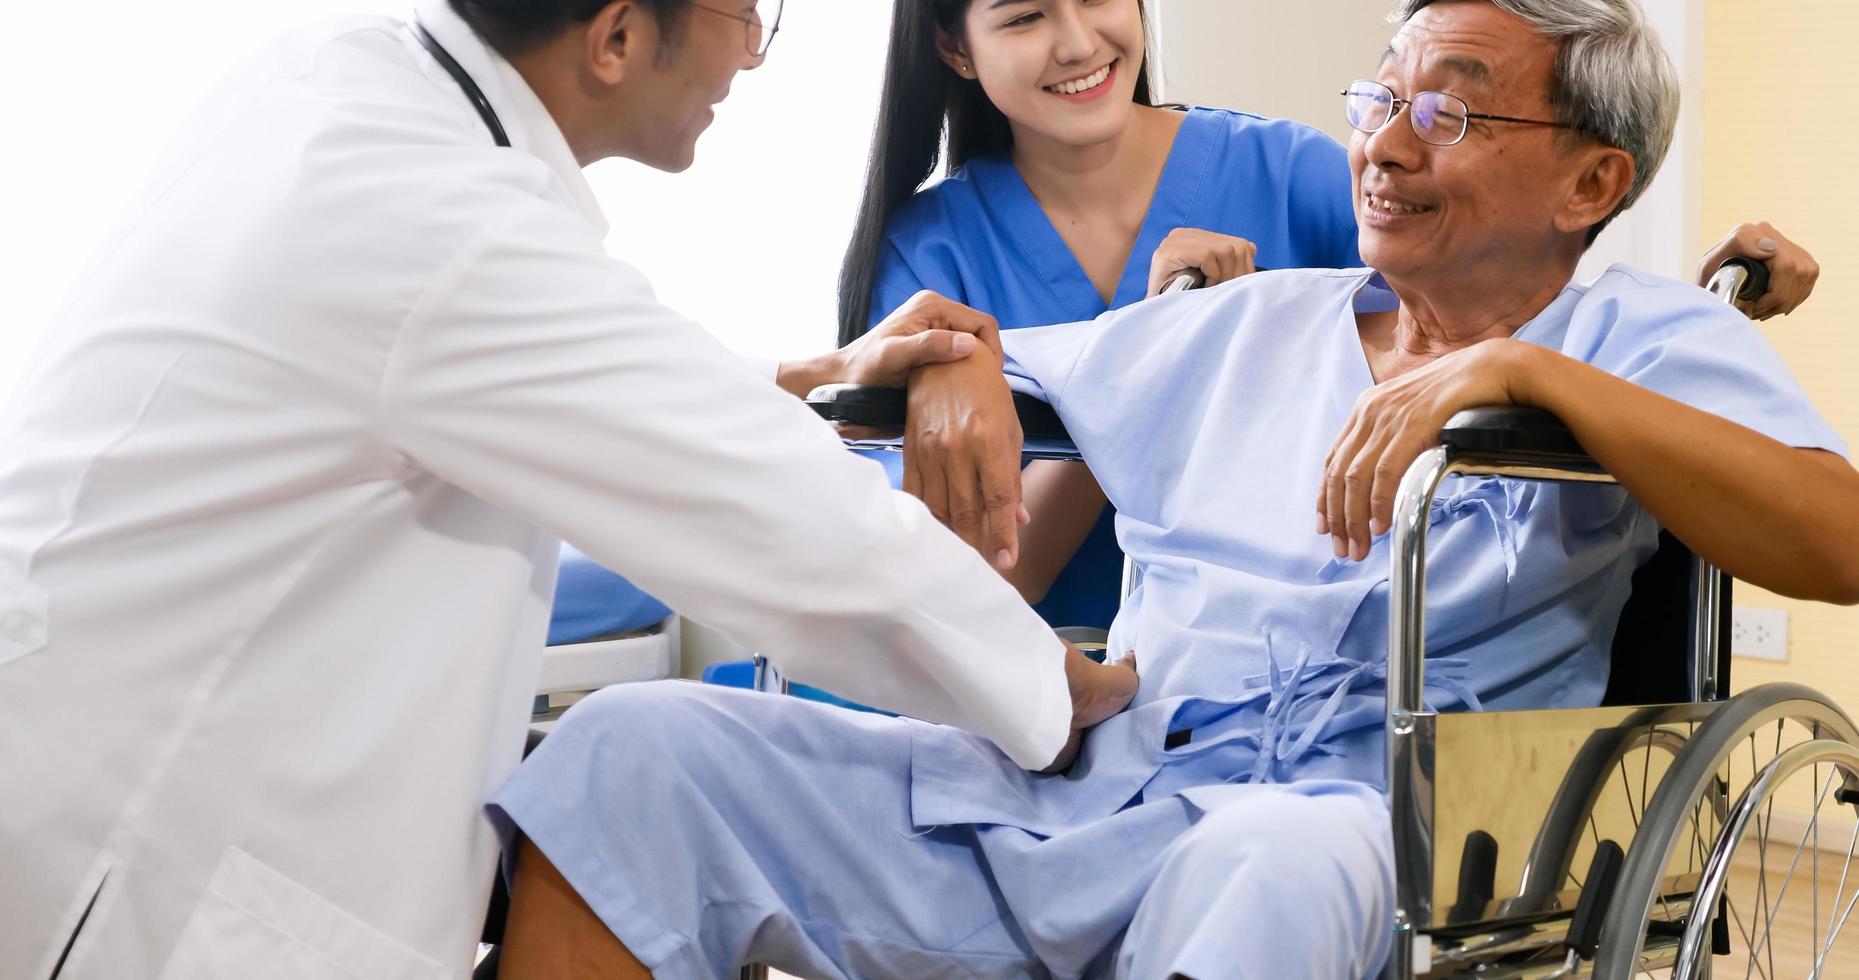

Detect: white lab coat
[0, 4, 1068, 977]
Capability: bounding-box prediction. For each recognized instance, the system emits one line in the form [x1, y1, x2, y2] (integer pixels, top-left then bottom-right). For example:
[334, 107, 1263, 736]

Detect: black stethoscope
[412, 20, 511, 148]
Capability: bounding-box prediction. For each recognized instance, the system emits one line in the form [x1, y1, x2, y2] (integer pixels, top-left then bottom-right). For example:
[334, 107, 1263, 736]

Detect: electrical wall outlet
[1730, 606, 1789, 662]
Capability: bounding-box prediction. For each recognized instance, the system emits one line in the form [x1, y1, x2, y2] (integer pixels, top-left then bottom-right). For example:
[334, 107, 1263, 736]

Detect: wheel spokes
[1741, 766, 1839, 971]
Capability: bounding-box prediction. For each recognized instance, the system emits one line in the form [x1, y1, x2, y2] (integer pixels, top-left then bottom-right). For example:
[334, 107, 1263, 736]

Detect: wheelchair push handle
[1159, 269, 1205, 294]
[1707, 256, 1770, 305]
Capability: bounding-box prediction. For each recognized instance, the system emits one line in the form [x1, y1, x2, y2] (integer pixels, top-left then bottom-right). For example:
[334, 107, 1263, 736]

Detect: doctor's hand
[1146, 228, 1259, 298]
[1317, 339, 1529, 563]
[1695, 221, 1819, 321]
[779, 291, 1005, 398]
[1043, 644, 1139, 774]
[906, 346, 1027, 571]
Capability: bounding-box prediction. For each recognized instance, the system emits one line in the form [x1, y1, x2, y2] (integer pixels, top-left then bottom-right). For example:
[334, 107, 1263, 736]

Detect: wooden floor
[1701, 848, 1859, 979]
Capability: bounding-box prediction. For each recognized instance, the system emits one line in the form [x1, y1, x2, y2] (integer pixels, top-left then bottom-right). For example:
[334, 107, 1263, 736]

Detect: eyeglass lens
[750, 0, 783, 55]
[1342, 81, 1469, 145]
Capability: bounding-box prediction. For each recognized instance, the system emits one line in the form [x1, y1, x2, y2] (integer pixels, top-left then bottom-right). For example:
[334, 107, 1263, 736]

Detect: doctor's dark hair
[1390, 0, 1678, 245]
[835, 0, 1161, 346]
[448, 0, 689, 57]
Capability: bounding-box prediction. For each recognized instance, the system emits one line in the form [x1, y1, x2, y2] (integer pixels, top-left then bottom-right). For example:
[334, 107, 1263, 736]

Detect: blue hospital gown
[866, 107, 1360, 629]
[491, 266, 1845, 979]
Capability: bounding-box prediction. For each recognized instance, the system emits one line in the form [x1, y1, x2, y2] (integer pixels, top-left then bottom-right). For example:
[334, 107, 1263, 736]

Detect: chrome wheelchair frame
[1380, 260, 1859, 978]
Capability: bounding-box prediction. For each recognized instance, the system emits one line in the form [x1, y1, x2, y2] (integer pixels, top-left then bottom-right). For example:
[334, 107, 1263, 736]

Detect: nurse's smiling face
[947, 0, 1147, 149]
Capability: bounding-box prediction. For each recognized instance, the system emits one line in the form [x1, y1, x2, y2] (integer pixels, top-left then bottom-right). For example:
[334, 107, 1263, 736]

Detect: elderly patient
[489, 1, 1859, 977]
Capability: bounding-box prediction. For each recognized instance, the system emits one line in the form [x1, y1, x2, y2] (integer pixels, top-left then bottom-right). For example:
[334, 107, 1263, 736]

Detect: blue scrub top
[863, 107, 1361, 628]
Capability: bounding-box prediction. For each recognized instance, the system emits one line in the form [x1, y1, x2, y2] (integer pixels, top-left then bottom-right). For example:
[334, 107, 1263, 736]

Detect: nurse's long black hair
[835, 0, 1161, 346]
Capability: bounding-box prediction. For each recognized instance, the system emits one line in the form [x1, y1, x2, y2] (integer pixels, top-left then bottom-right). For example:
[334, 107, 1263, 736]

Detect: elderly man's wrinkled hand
[905, 345, 1026, 569]
[1317, 340, 1534, 562]
[1695, 221, 1819, 321]
[1042, 643, 1139, 774]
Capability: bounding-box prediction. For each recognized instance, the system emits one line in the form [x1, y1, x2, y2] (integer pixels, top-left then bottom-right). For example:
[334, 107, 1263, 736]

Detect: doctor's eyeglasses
[685, 0, 783, 58]
[1341, 79, 1574, 146]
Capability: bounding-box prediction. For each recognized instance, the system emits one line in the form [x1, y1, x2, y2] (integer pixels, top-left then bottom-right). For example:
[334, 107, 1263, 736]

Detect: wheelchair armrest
[1439, 405, 1600, 473]
[806, 383, 906, 429]
[806, 383, 1073, 443]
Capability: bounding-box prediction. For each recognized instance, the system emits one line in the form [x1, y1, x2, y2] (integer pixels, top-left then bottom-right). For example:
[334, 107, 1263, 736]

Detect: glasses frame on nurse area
[1341, 78, 1574, 147]
[684, 0, 783, 58]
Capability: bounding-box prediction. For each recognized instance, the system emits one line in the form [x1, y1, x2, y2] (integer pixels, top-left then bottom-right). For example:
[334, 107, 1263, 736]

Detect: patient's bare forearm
[502, 839, 653, 980]
[1523, 350, 1859, 604]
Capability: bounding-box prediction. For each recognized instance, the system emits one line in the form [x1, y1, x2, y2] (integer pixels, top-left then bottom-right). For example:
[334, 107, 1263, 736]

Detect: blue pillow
[547, 545, 672, 645]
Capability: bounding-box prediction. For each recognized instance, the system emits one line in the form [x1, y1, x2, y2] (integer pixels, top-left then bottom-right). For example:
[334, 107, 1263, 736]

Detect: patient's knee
[1125, 789, 1393, 979]
[1168, 789, 1389, 899]
[1173, 797, 1310, 881]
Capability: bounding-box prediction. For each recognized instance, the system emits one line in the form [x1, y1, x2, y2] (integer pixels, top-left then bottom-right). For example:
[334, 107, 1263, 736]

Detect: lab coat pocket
[158, 846, 450, 980]
[0, 560, 47, 667]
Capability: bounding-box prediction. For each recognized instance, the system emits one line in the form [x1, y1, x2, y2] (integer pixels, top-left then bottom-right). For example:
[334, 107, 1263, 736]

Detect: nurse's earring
[958, 64, 972, 77]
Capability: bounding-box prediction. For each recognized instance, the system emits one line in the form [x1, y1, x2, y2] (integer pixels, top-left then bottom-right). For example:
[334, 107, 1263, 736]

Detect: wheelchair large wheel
[1593, 684, 1859, 978]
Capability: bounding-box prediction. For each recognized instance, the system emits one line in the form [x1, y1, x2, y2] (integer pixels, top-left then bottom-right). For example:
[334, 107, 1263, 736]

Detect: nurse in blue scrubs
[837, 0, 1362, 631]
[836, 0, 1823, 633]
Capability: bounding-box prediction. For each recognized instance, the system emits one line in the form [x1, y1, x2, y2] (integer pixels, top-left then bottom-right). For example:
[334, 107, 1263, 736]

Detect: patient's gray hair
[1390, 0, 1679, 243]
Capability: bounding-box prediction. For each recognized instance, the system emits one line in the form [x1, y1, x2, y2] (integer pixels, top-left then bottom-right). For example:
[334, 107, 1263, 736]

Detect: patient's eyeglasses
[1341, 79, 1574, 146]
[685, 0, 783, 58]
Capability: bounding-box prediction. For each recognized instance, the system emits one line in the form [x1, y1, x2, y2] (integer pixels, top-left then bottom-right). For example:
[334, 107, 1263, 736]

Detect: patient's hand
[1695, 221, 1819, 321]
[1043, 643, 1140, 774]
[906, 348, 1027, 571]
[1318, 339, 1525, 562]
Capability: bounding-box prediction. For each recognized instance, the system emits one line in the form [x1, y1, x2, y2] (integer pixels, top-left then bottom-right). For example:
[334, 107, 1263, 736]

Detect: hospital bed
[533, 548, 680, 720]
[532, 615, 679, 717]
[789, 257, 1859, 978]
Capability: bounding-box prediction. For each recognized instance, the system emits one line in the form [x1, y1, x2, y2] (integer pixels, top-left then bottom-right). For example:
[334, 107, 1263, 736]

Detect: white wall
[3, 1, 397, 404]
[1152, 0, 1705, 282]
[589, 2, 891, 361]
[1152, 0, 1399, 144]
[1, 1, 889, 407]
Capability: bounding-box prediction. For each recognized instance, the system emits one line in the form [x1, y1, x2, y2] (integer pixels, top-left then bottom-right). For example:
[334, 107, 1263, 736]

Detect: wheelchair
[798, 257, 1859, 979]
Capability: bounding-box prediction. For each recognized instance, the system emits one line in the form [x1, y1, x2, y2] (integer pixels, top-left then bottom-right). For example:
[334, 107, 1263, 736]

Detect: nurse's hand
[1043, 644, 1139, 774]
[1694, 221, 1819, 321]
[1146, 228, 1258, 298]
[1317, 339, 1527, 563]
[906, 347, 1027, 571]
[777, 291, 1004, 397]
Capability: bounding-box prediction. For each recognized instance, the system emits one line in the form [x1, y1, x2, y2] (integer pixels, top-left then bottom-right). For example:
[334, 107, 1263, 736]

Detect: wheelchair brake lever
[1563, 839, 1625, 966]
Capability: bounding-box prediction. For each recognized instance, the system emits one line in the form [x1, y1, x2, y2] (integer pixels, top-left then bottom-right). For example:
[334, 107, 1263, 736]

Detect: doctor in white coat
[0, 1, 1138, 977]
